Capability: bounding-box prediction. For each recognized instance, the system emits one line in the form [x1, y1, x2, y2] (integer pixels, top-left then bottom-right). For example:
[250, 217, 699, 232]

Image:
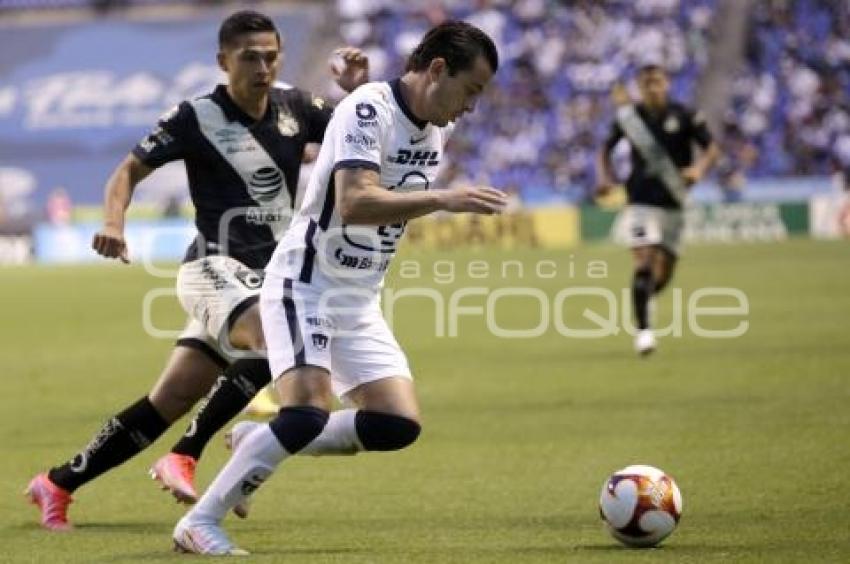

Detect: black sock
[269, 406, 329, 454]
[171, 358, 272, 459]
[48, 397, 168, 493]
[355, 411, 421, 451]
[632, 266, 655, 330]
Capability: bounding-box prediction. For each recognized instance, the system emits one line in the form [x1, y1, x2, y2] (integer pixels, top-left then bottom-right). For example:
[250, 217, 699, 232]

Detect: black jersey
[604, 102, 713, 210]
[132, 84, 333, 269]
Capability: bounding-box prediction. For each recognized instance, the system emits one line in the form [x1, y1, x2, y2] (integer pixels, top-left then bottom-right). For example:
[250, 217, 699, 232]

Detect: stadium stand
[1, 0, 847, 208]
[338, 0, 849, 204]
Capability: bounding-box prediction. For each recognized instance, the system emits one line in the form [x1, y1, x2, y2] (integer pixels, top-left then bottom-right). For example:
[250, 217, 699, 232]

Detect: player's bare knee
[356, 411, 421, 451]
[227, 304, 265, 352]
[632, 251, 653, 271]
[236, 330, 265, 353]
[150, 346, 220, 420]
[653, 261, 676, 294]
[276, 365, 333, 411]
[251, 332, 266, 351]
[654, 273, 673, 294]
[148, 375, 209, 422]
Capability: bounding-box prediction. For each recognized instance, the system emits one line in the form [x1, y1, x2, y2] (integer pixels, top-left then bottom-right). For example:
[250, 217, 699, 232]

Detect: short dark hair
[406, 20, 498, 76]
[638, 63, 666, 76]
[218, 10, 280, 49]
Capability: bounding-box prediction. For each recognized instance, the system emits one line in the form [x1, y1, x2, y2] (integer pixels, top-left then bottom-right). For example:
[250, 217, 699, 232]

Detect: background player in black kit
[25, 10, 369, 530]
[596, 64, 719, 355]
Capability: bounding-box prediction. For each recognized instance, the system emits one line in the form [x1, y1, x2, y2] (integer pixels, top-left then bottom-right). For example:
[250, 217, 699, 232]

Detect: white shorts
[176, 256, 263, 343]
[175, 317, 230, 368]
[620, 204, 684, 256]
[260, 273, 412, 398]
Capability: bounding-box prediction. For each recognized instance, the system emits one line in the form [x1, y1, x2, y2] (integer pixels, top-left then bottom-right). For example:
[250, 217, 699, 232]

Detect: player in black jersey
[25, 10, 369, 530]
[596, 65, 719, 355]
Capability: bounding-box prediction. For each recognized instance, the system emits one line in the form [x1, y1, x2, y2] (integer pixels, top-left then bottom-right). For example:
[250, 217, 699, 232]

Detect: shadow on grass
[7, 521, 171, 535]
[75, 521, 172, 534]
[113, 546, 370, 561]
[573, 541, 761, 554]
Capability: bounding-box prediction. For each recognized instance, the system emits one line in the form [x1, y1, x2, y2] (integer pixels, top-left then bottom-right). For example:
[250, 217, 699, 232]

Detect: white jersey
[266, 80, 453, 290]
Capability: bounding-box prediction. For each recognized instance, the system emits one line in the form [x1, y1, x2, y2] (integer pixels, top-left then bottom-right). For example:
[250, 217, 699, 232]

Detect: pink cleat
[24, 473, 74, 531]
[149, 453, 198, 504]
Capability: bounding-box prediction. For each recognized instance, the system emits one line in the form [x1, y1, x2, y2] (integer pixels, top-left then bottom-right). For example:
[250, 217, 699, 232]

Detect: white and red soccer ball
[599, 464, 682, 547]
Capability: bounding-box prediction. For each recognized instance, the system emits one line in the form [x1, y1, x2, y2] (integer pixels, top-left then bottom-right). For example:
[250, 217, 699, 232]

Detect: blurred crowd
[339, 0, 850, 203]
[0, 0, 225, 10]
[730, 0, 850, 181]
[1, 0, 848, 211]
[339, 0, 717, 203]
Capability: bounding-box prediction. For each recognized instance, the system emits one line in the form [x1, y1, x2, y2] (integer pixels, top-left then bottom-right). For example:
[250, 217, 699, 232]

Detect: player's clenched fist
[680, 165, 704, 187]
[92, 225, 129, 263]
[438, 186, 507, 215]
[330, 47, 370, 93]
[595, 182, 615, 198]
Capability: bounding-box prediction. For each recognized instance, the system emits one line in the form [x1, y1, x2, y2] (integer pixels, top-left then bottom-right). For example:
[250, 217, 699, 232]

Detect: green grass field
[2, 239, 849, 563]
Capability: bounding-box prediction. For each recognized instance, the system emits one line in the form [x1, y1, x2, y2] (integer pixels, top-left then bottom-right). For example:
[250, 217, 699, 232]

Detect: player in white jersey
[173, 21, 505, 555]
[25, 11, 369, 531]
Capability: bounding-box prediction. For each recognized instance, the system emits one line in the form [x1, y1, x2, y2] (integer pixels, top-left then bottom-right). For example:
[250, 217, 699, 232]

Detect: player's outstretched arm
[596, 94, 625, 199]
[336, 168, 506, 226]
[92, 153, 153, 263]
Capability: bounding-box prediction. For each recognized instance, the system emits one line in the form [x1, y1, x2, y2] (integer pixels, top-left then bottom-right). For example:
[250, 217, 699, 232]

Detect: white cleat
[224, 420, 262, 519]
[634, 329, 657, 356]
[172, 515, 249, 556]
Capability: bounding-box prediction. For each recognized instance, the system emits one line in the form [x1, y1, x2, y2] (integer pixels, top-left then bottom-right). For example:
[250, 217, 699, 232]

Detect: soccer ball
[599, 464, 682, 547]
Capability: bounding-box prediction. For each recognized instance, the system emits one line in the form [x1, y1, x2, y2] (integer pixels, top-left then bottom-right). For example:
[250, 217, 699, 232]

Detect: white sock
[188, 424, 288, 523]
[300, 409, 363, 456]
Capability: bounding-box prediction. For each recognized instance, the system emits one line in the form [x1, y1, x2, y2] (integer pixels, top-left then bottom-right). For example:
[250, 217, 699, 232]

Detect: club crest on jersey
[388, 149, 439, 167]
[356, 102, 378, 126]
[664, 116, 680, 133]
[277, 113, 300, 137]
[310, 333, 329, 351]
